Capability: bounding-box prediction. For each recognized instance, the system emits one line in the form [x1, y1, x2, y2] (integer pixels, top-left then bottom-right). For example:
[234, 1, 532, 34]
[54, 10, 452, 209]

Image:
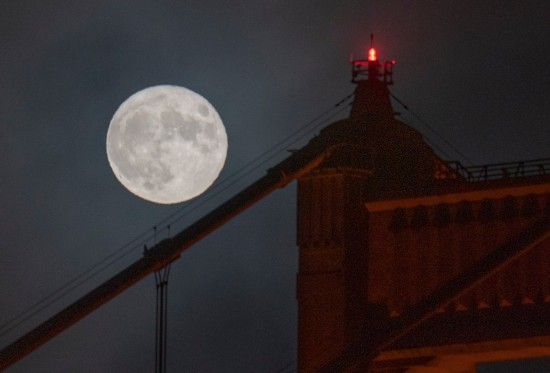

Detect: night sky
[1, 1, 549, 372]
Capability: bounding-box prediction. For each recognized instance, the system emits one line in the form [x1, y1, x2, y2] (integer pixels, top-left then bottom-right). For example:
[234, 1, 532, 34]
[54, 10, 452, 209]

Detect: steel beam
[0, 136, 342, 370]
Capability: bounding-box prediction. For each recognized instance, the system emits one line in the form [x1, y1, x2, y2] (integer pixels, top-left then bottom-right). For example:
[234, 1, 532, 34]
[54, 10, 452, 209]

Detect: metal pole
[155, 265, 170, 373]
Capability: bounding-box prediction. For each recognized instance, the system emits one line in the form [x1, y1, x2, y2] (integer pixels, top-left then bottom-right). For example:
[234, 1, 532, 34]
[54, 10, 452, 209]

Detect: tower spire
[349, 36, 395, 121]
[350, 34, 394, 84]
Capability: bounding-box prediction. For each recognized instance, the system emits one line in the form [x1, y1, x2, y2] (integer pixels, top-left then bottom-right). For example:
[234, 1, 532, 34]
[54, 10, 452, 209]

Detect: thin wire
[0, 236, 147, 337]
[0, 93, 354, 338]
[115, 93, 354, 240]
[422, 135, 456, 161]
[274, 359, 296, 373]
[165, 102, 353, 229]
[389, 91, 474, 166]
[152, 92, 354, 230]
[129, 97, 353, 236]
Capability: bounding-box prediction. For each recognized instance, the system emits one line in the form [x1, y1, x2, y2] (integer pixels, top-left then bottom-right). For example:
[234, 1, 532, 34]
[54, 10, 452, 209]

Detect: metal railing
[448, 158, 550, 182]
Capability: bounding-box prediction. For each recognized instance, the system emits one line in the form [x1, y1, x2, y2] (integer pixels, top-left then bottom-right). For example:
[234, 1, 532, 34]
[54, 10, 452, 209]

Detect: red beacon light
[350, 34, 394, 84]
[368, 47, 377, 62]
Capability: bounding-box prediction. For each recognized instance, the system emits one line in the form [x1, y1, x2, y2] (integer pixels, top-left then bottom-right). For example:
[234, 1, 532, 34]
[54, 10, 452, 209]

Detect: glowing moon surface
[106, 85, 228, 204]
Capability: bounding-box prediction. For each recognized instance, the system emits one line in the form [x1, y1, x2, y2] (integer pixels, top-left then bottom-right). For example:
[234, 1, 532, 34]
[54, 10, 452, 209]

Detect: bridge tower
[295, 43, 550, 372]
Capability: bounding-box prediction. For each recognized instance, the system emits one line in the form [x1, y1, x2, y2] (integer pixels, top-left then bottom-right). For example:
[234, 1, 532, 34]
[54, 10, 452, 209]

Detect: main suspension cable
[0, 93, 354, 339]
[389, 91, 475, 166]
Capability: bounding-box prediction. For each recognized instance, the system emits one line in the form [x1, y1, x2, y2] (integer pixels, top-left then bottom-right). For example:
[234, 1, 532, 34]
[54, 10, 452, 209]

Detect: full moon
[106, 85, 228, 204]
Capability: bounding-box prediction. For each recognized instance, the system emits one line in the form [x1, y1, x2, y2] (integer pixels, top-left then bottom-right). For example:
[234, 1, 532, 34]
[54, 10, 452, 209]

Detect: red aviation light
[350, 34, 394, 84]
[368, 47, 377, 61]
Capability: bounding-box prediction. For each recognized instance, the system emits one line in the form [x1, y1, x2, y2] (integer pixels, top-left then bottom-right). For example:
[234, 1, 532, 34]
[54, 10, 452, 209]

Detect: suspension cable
[274, 359, 296, 373]
[0, 93, 354, 339]
[389, 91, 475, 166]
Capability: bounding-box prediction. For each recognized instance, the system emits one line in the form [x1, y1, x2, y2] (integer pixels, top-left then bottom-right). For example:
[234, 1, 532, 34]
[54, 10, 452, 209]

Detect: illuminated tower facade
[295, 45, 550, 372]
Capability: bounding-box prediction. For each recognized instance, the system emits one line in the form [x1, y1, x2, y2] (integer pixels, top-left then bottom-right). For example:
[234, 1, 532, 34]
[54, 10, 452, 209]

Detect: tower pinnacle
[350, 35, 394, 84]
[349, 36, 395, 121]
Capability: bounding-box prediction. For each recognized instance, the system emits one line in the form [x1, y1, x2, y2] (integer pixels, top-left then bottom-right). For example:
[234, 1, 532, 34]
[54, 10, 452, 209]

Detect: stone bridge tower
[295, 45, 550, 372]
